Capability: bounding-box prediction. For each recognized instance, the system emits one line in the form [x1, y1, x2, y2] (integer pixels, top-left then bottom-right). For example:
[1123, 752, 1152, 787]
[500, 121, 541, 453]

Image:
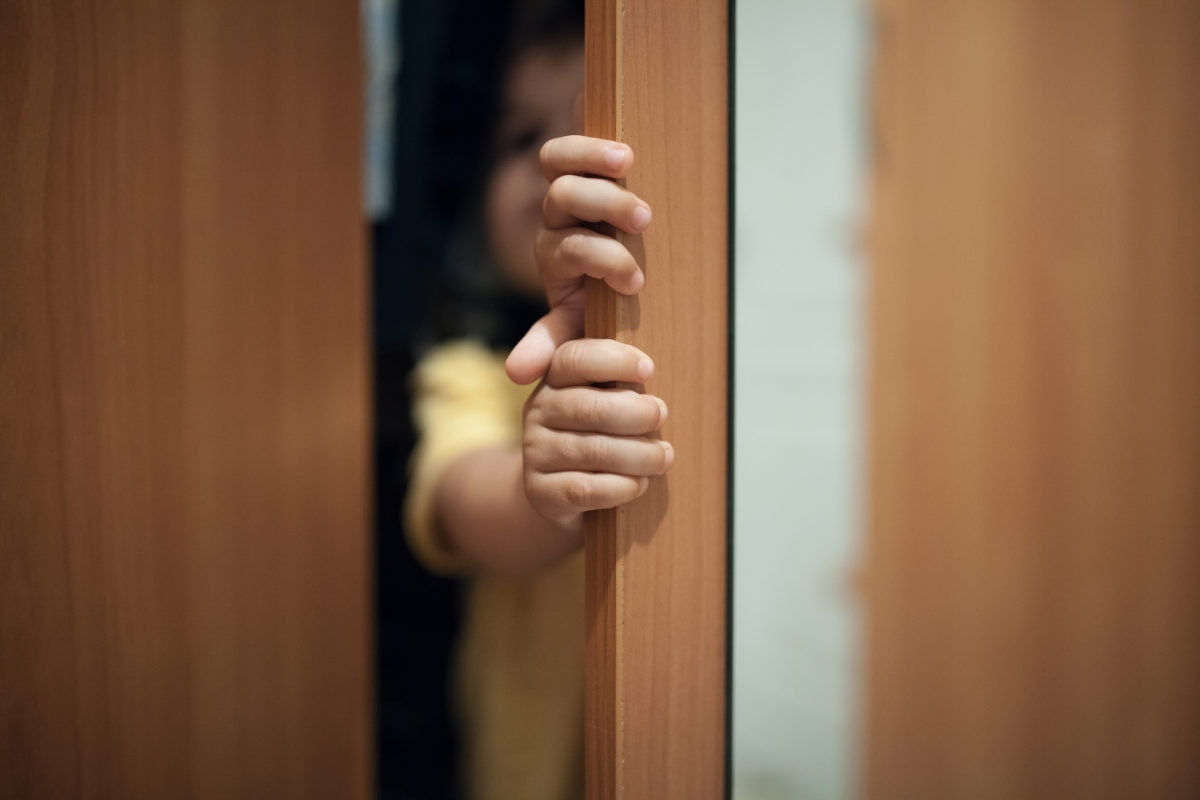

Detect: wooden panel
[583, 0, 728, 797]
[867, 1, 1200, 797]
[1, 2, 370, 798]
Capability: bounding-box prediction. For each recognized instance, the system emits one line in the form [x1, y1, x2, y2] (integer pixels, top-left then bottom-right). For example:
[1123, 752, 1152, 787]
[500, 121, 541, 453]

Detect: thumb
[505, 302, 583, 385]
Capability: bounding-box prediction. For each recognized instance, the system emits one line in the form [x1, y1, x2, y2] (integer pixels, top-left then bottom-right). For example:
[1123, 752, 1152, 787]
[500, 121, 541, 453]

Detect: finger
[546, 338, 654, 388]
[529, 386, 667, 436]
[536, 226, 644, 295]
[505, 298, 585, 385]
[527, 431, 675, 477]
[543, 174, 652, 234]
[526, 470, 650, 516]
[540, 134, 633, 181]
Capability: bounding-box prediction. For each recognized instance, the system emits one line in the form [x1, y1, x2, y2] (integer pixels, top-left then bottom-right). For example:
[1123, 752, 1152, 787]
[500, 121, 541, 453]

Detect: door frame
[582, 0, 731, 796]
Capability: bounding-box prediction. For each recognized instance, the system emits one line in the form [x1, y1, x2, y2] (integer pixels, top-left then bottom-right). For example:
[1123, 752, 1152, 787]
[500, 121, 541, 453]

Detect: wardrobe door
[867, 1, 1200, 796]
[1, 2, 370, 797]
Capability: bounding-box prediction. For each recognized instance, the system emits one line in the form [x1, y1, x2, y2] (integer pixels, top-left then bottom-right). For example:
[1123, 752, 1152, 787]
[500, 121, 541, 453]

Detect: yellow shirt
[405, 340, 584, 800]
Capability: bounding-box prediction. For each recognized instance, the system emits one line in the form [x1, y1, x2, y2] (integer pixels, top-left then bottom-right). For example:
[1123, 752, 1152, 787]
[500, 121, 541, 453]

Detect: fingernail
[631, 205, 652, 232]
[603, 145, 628, 170]
[653, 396, 669, 425]
[659, 441, 675, 471]
[629, 270, 645, 292]
[636, 357, 654, 381]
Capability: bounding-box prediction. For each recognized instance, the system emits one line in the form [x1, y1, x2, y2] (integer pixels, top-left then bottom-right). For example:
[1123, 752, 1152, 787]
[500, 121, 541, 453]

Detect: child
[403, 16, 670, 800]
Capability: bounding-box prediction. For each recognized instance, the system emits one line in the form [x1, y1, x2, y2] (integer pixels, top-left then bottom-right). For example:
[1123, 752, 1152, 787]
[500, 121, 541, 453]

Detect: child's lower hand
[506, 135, 650, 385]
[523, 338, 673, 528]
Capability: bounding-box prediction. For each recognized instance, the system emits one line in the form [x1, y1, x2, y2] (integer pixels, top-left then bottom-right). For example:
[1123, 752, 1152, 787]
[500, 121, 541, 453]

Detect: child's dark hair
[503, 0, 585, 73]
[423, 0, 584, 352]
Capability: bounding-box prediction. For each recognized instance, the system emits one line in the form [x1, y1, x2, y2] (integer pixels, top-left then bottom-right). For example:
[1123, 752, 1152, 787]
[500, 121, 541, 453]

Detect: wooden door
[867, 1, 1200, 796]
[1, 2, 370, 797]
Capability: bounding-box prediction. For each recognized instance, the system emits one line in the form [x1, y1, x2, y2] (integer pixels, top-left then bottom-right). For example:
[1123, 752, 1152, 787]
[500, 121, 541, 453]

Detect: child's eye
[498, 126, 542, 158]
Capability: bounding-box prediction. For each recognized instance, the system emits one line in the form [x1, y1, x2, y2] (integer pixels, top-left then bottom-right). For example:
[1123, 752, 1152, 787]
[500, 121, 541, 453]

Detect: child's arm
[432, 136, 671, 577]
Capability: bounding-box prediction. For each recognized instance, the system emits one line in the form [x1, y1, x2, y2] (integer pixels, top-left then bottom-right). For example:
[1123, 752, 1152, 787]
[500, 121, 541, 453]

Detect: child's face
[485, 42, 584, 298]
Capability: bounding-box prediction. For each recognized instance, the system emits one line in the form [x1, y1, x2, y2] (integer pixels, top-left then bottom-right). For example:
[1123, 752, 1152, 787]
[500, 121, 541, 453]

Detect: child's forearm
[433, 445, 584, 577]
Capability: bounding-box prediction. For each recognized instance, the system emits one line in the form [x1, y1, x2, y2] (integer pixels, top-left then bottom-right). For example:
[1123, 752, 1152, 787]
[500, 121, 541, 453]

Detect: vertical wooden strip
[867, 1, 1200, 797]
[583, 0, 729, 797]
[583, 2, 622, 796]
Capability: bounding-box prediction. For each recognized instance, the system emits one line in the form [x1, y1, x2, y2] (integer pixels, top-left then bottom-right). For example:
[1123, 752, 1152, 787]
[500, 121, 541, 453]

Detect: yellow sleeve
[403, 340, 530, 575]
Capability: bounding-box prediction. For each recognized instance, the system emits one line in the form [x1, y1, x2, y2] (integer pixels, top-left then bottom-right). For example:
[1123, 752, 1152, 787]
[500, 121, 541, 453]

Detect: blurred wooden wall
[1, 2, 370, 797]
[868, 1, 1200, 797]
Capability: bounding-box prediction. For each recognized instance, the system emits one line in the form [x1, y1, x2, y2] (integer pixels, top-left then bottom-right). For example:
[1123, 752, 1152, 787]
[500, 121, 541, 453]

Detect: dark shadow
[373, 1, 518, 798]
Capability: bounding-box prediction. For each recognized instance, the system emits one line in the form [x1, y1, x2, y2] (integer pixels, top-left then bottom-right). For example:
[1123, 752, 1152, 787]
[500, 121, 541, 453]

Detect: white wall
[732, 2, 866, 798]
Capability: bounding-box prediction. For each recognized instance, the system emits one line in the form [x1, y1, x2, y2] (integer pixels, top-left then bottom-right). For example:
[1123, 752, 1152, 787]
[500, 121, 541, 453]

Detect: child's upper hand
[505, 135, 651, 385]
[522, 338, 673, 528]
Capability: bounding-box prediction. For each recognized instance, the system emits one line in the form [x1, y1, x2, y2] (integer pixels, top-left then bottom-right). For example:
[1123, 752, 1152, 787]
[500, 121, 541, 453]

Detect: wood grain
[583, 0, 729, 797]
[866, 1, 1200, 797]
[1, 2, 370, 797]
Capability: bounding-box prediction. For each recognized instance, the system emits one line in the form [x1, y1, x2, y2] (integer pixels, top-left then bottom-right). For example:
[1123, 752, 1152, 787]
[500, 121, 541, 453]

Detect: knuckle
[542, 182, 560, 216]
[585, 435, 610, 466]
[558, 230, 589, 265]
[527, 475, 560, 518]
[588, 338, 617, 363]
[547, 431, 575, 464]
[523, 427, 554, 466]
[522, 397, 541, 424]
[563, 475, 595, 508]
[556, 340, 588, 378]
[576, 391, 605, 429]
[545, 176, 578, 215]
[523, 388, 549, 425]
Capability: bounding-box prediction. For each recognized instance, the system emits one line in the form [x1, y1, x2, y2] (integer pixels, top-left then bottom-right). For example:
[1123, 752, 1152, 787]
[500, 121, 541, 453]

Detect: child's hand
[506, 135, 651, 385]
[523, 338, 673, 528]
